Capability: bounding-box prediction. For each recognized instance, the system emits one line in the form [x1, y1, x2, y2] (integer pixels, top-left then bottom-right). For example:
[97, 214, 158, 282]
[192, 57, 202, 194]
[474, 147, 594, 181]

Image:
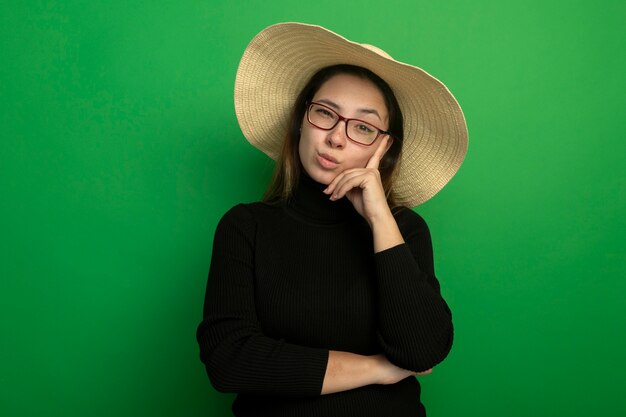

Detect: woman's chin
[304, 168, 334, 186]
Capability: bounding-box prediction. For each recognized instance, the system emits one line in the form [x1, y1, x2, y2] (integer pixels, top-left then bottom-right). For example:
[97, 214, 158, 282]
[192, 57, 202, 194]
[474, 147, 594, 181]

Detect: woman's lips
[317, 153, 339, 169]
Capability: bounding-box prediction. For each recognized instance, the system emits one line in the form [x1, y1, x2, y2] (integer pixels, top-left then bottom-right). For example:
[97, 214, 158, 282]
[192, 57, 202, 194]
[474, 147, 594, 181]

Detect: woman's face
[298, 73, 390, 185]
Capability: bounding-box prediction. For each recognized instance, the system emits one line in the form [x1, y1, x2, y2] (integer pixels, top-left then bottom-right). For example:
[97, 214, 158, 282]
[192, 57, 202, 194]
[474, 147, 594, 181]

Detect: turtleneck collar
[284, 172, 359, 225]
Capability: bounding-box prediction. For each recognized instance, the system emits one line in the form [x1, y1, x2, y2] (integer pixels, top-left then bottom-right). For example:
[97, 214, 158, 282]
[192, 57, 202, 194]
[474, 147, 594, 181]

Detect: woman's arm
[197, 204, 329, 396]
[373, 207, 454, 372]
[323, 140, 454, 373]
[369, 207, 405, 253]
[321, 351, 431, 395]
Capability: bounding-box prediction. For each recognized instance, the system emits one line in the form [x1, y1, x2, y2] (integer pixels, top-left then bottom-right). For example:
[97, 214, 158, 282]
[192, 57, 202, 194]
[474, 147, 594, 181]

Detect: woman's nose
[327, 121, 347, 148]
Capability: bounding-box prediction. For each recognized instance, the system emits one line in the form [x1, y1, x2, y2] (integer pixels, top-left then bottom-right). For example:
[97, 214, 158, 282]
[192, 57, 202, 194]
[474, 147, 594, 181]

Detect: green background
[2, 1, 624, 416]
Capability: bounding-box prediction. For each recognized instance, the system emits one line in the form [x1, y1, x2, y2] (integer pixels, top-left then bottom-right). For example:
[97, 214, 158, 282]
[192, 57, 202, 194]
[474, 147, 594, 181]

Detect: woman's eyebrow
[315, 98, 382, 121]
[315, 98, 341, 110]
[358, 108, 382, 121]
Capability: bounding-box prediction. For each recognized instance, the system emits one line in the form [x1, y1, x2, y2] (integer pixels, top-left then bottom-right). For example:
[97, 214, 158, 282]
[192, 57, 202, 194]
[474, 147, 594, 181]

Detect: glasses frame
[306, 101, 391, 146]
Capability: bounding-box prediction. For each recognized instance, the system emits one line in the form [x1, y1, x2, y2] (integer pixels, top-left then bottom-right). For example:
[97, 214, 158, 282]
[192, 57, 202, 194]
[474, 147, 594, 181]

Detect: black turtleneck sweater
[196, 174, 454, 416]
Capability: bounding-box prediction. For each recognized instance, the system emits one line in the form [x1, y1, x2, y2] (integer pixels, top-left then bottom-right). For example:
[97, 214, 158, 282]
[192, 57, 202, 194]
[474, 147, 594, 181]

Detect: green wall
[2, 1, 624, 416]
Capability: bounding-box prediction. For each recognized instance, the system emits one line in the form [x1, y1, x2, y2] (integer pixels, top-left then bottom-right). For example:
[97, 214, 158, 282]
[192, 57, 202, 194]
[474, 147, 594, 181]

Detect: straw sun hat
[234, 22, 468, 207]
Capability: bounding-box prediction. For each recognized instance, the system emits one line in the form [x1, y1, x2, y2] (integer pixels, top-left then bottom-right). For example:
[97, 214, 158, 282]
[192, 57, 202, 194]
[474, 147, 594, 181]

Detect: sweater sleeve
[196, 204, 329, 396]
[374, 207, 454, 372]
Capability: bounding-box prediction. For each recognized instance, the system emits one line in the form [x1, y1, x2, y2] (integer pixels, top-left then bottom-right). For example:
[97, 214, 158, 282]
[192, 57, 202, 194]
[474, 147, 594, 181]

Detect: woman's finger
[330, 170, 379, 200]
[365, 135, 391, 170]
[324, 172, 346, 195]
[324, 168, 361, 194]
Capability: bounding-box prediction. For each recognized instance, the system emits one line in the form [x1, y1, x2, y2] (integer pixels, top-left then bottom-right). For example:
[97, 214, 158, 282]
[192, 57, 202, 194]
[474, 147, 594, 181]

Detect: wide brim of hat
[234, 22, 468, 207]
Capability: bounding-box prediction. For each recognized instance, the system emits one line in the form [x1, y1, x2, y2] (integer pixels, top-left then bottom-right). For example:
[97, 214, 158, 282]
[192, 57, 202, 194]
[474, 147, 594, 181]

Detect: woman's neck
[285, 172, 357, 224]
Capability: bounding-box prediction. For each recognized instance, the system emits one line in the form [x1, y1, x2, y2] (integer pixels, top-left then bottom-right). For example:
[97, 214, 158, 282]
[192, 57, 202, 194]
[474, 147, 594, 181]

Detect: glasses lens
[308, 103, 382, 145]
[347, 120, 379, 145]
[309, 103, 338, 129]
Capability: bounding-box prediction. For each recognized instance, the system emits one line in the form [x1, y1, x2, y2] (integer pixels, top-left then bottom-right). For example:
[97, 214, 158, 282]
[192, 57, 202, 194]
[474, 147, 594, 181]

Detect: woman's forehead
[313, 73, 388, 119]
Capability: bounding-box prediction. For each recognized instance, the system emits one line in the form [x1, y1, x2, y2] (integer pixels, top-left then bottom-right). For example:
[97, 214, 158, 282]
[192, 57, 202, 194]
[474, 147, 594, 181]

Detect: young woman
[196, 23, 468, 417]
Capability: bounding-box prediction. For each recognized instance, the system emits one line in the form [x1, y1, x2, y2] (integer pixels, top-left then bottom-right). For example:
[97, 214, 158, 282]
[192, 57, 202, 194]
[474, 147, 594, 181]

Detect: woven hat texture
[234, 22, 468, 207]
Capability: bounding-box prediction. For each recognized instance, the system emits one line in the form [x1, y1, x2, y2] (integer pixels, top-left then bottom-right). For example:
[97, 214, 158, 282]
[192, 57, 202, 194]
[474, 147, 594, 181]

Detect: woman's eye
[356, 123, 374, 133]
[315, 108, 333, 118]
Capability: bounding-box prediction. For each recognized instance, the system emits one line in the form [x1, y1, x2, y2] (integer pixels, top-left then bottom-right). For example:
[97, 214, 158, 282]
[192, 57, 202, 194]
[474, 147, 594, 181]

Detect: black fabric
[196, 174, 453, 416]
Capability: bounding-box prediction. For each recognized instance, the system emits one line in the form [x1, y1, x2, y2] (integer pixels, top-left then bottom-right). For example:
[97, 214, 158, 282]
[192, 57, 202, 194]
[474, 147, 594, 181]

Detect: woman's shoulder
[217, 201, 282, 226]
[391, 206, 431, 237]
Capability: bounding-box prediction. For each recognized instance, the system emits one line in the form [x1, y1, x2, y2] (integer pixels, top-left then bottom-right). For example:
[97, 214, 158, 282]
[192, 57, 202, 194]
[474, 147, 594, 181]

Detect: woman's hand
[324, 136, 404, 252]
[321, 351, 433, 395]
[372, 354, 432, 385]
[323, 136, 392, 225]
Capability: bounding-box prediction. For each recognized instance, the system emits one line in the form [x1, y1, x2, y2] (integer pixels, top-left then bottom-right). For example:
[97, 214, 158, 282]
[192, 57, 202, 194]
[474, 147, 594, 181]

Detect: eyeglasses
[306, 102, 390, 146]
